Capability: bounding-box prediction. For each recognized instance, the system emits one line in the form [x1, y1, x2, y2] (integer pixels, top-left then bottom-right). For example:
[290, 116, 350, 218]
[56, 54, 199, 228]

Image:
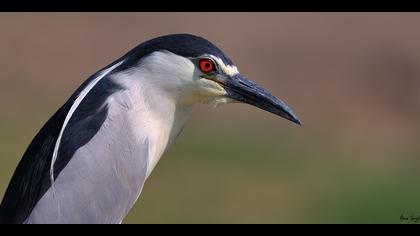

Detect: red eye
[199, 58, 216, 73]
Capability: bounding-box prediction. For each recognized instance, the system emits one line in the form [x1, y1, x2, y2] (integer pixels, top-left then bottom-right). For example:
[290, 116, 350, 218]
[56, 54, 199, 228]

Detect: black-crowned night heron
[0, 34, 300, 224]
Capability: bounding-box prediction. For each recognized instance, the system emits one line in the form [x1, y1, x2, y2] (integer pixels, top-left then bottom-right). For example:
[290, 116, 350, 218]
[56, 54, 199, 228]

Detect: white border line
[49, 60, 124, 184]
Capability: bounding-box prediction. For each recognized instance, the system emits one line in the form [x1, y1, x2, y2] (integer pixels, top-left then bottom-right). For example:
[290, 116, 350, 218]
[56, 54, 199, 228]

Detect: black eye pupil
[205, 63, 210, 68]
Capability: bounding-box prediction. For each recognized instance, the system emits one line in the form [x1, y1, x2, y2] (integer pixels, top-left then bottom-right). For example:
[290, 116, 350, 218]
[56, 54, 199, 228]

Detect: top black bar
[1, 0, 419, 12]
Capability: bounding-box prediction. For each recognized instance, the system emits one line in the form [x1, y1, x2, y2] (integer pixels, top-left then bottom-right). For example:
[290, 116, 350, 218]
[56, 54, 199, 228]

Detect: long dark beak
[221, 74, 301, 125]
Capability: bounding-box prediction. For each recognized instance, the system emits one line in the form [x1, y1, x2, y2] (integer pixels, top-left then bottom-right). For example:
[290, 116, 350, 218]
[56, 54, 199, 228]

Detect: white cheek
[122, 50, 233, 106]
[196, 78, 227, 96]
[139, 50, 196, 89]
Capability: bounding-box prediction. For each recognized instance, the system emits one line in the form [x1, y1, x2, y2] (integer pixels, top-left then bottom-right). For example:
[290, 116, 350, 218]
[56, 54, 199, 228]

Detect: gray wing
[24, 100, 149, 224]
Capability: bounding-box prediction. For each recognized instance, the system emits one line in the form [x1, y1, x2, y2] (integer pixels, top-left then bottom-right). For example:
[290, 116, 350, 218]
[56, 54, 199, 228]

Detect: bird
[0, 34, 300, 224]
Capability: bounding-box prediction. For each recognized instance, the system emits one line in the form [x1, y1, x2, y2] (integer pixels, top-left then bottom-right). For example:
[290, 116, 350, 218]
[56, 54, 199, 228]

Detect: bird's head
[123, 34, 300, 125]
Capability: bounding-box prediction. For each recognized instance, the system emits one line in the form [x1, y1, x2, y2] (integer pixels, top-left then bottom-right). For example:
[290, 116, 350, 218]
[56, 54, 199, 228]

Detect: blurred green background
[1, 13, 420, 223]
